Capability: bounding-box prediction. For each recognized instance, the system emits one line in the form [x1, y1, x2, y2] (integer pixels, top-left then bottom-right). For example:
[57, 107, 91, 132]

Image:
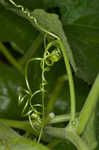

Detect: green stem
[58, 40, 76, 121]
[77, 74, 99, 134]
[0, 119, 50, 142]
[0, 115, 70, 130]
[0, 118, 89, 150]
[19, 34, 43, 66]
[0, 119, 33, 133]
[0, 114, 75, 132]
[48, 114, 71, 124]
[46, 127, 89, 150]
[48, 113, 78, 124]
[0, 42, 23, 73]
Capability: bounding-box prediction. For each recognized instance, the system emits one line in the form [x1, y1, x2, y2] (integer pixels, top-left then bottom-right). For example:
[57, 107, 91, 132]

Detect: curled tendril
[9, 0, 62, 142]
[18, 40, 62, 141]
[9, 0, 34, 19]
[9, 0, 60, 39]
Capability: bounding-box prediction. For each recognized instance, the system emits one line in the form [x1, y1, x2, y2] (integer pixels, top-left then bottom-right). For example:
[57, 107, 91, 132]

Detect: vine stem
[77, 74, 99, 134]
[42, 38, 76, 122]
[0, 42, 23, 73]
[46, 127, 89, 150]
[0, 119, 33, 133]
[0, 118, 89, 150]
[57, 40, 76, 121]
[0, 114, 72, 129]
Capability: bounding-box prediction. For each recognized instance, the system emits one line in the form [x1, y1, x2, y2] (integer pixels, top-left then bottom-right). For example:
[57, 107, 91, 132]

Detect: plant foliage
[0, 0, 99, 150]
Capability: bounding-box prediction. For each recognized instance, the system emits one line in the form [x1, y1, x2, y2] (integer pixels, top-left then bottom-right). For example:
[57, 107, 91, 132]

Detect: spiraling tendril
[9, 0, 59, 39]
[9, 0, 76, 142]
[18, 38, 61, 141]
[9, 0, 62, 142]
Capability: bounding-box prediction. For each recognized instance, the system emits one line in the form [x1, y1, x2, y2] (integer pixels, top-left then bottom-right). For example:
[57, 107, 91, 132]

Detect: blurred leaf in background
[0, 63, 25, 119]
[46, 0, 99, 84]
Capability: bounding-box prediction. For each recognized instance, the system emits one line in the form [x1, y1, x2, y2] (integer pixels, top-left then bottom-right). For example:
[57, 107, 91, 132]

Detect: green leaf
[0, 3, 38, 53]
[0, 63, 25, 119]
[0, 122, 50, 150]
[46, 0, 99, 83]
[64, 21, 99, 84]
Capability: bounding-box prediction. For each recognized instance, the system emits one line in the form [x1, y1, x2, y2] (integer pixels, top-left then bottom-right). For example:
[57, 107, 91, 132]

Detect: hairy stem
[0, 42, 23, 73]
[77, 74, 99, 134]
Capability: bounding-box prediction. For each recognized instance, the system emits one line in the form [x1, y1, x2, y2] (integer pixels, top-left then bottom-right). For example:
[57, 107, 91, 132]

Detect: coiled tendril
[17, 36, 62, 141]
[9, 0, 62, 141]
[9, 0, 77, 143]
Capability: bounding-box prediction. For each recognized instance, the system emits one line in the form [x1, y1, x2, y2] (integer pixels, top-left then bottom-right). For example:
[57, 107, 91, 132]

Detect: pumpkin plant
[0, 0, 99, 150]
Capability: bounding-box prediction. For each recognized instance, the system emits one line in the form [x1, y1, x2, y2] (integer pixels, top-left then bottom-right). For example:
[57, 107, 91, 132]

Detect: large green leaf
[0, 2, 38, 53]
[64, 20, 99, 84]
[0, 63, 25, 119]
[0, 122, 49, 150]
[46, 0, 99, 83]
